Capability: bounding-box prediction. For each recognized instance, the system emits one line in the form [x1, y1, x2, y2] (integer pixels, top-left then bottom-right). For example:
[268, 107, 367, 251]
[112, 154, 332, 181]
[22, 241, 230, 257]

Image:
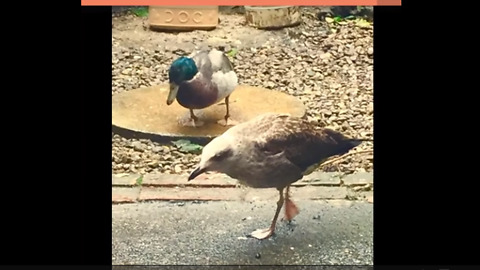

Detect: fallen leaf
[172, 139, 203, 154]
[227, 48, 238, 58]
[356, 19, 371, 28]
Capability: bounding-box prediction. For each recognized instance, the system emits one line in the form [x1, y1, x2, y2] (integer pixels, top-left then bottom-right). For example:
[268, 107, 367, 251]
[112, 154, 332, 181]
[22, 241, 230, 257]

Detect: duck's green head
[167, 57, 198, 105]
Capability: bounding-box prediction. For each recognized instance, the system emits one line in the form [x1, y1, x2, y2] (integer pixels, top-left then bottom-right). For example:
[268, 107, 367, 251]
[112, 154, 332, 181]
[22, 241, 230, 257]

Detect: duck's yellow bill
[166, 83, 179, 105]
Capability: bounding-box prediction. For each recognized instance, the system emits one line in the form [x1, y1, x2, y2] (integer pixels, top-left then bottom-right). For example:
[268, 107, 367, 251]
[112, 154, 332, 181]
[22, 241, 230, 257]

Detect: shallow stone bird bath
[112, 84, 306, 143]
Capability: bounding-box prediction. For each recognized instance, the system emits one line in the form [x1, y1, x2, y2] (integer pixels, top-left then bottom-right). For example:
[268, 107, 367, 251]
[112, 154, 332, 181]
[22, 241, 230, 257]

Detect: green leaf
[132, 7, 149, 17]
[227, 48, 238, 58]
[172, 139, 203, 154]
[171, 139, 190, 147]
[355, 18, 371, 28]
[136, 175, 143, 186]
[334, 16, 342, 22]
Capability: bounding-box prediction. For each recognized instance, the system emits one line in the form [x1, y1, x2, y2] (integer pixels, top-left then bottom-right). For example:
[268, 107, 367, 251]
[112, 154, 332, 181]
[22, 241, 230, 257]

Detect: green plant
[325, 11, 372, 29]
[326, 6, 372, 24]
[227, 48, 238, 58]
[132, 7, 148, 17]
[136, 175, 143, 186]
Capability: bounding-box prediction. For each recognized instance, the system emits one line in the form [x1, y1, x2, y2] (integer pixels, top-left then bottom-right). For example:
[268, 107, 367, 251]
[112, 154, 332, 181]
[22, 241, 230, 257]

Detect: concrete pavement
[112, 199, 373, 265]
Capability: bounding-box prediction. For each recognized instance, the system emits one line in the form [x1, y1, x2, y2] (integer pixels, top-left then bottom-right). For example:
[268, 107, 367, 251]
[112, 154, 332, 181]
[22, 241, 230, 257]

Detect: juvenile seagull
[166, 48, 239, 127]
[188, 113, 371, 240]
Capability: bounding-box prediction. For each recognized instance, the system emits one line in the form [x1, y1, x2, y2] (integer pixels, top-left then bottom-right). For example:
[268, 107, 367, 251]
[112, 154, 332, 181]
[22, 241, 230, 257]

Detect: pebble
[131, 141, 145, 152]
[174, 165, 182, 174]
[367, 47, 373, 55]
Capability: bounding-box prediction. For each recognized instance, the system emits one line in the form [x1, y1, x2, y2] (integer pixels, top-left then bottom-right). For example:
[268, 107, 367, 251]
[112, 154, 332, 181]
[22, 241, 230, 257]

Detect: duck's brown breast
[176, 79, 219, 109]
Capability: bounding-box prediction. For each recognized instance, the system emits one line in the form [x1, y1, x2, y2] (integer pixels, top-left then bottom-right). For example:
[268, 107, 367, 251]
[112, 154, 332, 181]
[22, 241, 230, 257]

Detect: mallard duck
[188, 113, 372, 239]
[166, 48, 239, 127]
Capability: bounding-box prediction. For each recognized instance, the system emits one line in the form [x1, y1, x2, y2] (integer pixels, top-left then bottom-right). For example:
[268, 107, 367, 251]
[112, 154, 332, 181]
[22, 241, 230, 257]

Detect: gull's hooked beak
[188, 166, 207, 181]
[166, 83, 179, 105]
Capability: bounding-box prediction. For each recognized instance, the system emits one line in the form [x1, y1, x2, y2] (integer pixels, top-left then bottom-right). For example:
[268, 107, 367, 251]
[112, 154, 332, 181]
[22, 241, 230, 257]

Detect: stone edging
[112, 172, 373, 204]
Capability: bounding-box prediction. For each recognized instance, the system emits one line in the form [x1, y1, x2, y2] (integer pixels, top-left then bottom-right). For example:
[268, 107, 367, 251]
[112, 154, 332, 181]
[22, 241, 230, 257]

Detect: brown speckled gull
[188, 113, 371, 239]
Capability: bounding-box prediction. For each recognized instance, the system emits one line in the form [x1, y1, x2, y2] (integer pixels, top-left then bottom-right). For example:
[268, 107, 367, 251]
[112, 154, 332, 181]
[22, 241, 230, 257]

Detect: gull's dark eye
[212, 148, 233, 161]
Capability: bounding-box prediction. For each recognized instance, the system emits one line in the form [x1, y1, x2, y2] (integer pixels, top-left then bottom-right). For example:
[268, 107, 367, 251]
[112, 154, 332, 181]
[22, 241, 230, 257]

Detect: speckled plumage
[194, 113, 366, 188]
[188, 113, 370, 239]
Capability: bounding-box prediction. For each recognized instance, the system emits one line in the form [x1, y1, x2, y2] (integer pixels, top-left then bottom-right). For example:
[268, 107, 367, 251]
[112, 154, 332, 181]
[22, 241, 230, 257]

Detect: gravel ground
[111, 7, 373, 177]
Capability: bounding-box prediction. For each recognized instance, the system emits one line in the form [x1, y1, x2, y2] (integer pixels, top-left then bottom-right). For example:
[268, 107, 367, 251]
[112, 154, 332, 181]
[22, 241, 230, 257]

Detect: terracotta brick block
[138, 186, 244, 202]
[112, 187, 141, 203]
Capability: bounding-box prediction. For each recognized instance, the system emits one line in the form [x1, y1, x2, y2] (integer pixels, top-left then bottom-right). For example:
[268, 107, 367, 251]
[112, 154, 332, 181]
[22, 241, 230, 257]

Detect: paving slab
[342, 172, 373, 186]
[112, 200, 373, 265]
